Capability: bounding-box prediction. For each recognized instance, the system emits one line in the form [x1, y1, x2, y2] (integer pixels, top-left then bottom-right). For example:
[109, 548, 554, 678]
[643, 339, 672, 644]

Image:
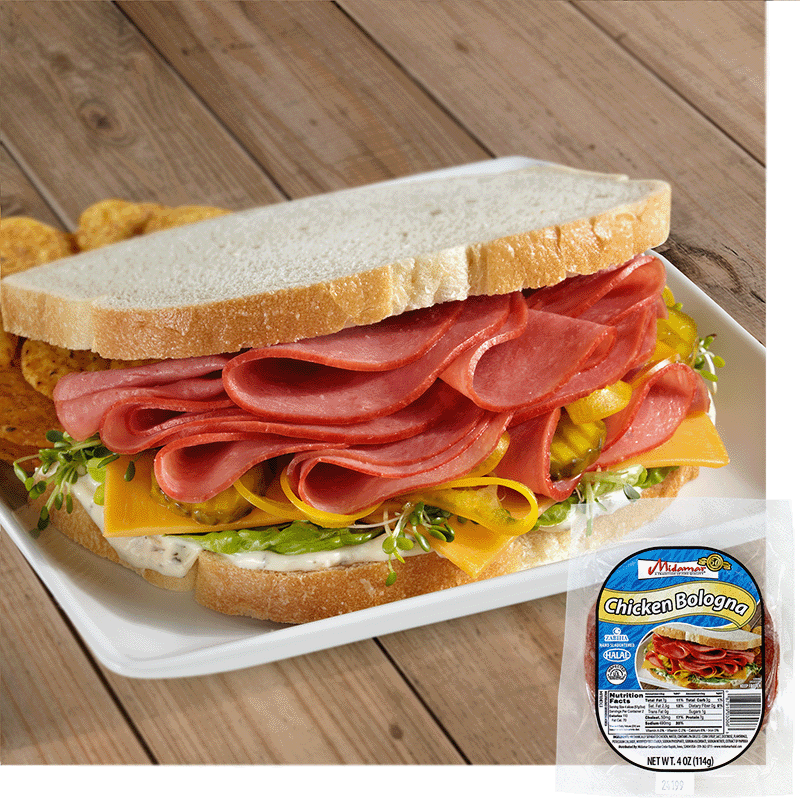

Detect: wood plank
[0, 145, 67, 227]
[1, 530, 153, 764]
[101, 641, 465, 764]
[574, 1, 764, 163]
[379, 594, 567, 764]
[0, 1, 466, 765]
[0, 0, 285, 225]
[342, 0, 765, 343]
[118, 0, 487, 197]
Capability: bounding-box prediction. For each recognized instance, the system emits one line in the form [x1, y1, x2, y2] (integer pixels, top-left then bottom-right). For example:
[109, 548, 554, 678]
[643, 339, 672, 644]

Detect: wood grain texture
[574, 0, 764, 163]
[101, 640, 466, 764]
[0, 529, 152, 764]
[342, 0, 765, 343]
[0, 152, 148, 766]
[0, 0, 284, 224]
[118, 0, 488, 197]
[0, 145, 67, 227]
[379, 594, 567, 764]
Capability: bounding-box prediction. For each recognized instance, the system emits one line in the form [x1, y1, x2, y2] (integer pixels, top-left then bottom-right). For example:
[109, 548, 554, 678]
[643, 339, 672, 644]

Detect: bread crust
[43, 465, 697, 624]
[1, 167, 670, 359]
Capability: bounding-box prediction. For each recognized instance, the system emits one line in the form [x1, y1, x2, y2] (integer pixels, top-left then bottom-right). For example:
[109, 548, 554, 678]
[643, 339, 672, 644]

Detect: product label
[594, 546, 764, 771]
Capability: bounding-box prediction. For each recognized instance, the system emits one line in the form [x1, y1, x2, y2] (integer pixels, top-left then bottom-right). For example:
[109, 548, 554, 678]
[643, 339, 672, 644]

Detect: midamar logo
[637, 552, 731, 580]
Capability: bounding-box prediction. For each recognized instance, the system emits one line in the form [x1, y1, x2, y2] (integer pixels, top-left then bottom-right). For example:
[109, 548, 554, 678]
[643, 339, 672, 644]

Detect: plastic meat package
[555, 497, 793, 797]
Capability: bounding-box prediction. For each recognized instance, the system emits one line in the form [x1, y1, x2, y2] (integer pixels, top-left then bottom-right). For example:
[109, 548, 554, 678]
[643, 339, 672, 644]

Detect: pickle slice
[151, 463, 268, 525]
[549, 413, 606, 481]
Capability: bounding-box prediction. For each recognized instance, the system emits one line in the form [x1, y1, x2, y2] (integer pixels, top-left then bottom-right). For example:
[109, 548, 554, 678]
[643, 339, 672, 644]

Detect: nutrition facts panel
[598, 689, 762, 770]
[607, 691, 725, 732]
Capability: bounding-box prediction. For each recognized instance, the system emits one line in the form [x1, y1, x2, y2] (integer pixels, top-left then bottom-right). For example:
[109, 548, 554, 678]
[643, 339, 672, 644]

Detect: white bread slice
[1, 164, 669, 360]
[653, 621, 760, 651]
[44, 465, 696, 624]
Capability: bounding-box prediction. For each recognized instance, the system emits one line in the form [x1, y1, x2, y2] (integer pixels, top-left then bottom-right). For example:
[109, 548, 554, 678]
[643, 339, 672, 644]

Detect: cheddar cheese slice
[428, 518, 515, 579]
[104, 452, 293, 536]
[429, 412, 729, 577]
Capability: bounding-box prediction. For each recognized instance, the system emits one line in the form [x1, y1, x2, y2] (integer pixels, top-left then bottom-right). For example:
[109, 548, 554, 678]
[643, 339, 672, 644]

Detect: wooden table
[0, 1, 764, 765]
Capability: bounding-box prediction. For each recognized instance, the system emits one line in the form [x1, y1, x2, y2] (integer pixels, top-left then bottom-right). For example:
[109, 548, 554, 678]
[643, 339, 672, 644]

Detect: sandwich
[641, 622, 762, 689]
[1, 163, 729, 623]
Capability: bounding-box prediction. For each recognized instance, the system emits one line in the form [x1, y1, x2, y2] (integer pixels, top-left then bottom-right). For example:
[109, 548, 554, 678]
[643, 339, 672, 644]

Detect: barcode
[727, 694, 762, 729]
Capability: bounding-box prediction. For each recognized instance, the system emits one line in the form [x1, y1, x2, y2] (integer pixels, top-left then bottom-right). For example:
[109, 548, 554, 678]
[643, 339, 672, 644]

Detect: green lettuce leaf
[176, 520, 377, 556]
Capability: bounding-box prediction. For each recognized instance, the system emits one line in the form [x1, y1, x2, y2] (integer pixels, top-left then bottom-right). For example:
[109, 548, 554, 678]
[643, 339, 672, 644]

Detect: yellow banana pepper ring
[279, 468, 383, 528]
[234, 473, 305, 522]
[549, 415, 606, 481]
[565, 380, 633, 424]
[656, 306, 699, 365]
[649, 339, 683, 365]
[406, 476, 538, 537]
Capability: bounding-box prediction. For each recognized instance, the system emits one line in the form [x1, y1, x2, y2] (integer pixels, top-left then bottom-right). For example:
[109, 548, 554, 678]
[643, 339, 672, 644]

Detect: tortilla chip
[0, 436, 41, 467]
[0, 217, 76, 277]
[21, 340, 108, 398]
[75, 199, 164, 250]
[0, 368, 62, 448]
[20, 339, 158, 399]
[143, 205, 230, 233]
[1, 328, 18, 370]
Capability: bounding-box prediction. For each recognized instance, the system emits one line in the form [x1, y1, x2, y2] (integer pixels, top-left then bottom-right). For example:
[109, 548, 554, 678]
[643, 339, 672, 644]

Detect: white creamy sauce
[223, 533, 423, 571]
[69, 474, 203, 577]
[69, 475, 421, 577]
[110, 535, 205, 578]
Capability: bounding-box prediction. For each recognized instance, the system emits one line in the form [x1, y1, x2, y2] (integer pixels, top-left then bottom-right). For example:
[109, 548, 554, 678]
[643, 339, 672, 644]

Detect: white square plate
[0, 157, 765, 678]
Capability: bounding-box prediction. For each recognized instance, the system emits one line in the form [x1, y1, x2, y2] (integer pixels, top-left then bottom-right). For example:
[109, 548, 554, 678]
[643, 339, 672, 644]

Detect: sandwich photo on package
[0, 159, 761, 676]
[555, 498, 792, 797]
